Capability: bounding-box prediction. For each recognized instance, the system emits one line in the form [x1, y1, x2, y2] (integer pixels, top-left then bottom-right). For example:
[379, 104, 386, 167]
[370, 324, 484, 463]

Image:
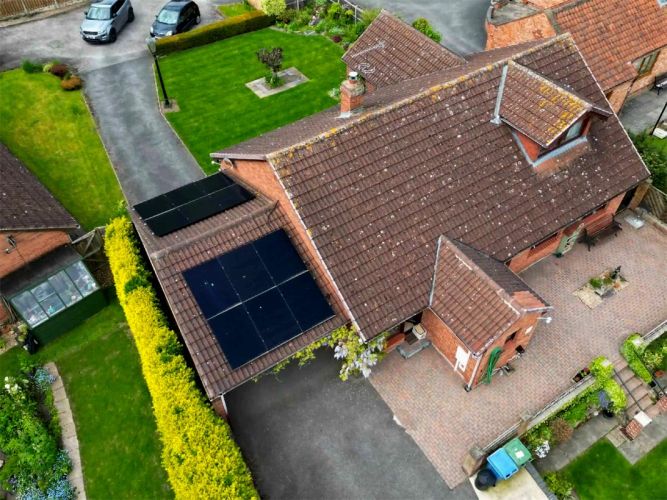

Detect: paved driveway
[355, 0, 489, 55]
[227, 352, 476, 500]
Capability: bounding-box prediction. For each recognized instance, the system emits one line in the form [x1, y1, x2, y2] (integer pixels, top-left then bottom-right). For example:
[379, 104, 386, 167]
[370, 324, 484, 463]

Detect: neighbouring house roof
[342, 10, 465, 88]
[0, 144, 78, 232]
[429, 237, 547, 353]
[215, 33, 648, 339]
[133, 189, 346, 398]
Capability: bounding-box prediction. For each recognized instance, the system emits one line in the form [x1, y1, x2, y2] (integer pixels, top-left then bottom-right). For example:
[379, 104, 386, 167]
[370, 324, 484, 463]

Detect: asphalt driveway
[355, 0, 489, 55]
[227, 351, 476, 500]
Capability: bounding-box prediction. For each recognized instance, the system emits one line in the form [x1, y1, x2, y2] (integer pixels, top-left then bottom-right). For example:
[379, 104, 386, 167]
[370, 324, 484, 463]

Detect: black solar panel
[182, 230, 335, 369]
[133, 172, 254, 236]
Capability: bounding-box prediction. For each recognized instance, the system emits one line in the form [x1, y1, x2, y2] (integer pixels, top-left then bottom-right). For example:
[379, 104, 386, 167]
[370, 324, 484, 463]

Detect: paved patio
[369, 215, 667, 488]
[619, 89, 667, 134]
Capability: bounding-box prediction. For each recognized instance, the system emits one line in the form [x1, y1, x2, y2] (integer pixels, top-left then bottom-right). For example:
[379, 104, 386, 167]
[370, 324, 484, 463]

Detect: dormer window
[538, 115, 590, 158]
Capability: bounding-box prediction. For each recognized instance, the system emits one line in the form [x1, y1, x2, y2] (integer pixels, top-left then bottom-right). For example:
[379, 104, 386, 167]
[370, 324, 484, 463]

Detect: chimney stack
[340, 71, 365, 117]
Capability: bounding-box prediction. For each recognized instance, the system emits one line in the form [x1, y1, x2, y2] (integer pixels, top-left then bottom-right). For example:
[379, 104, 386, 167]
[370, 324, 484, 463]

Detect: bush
[621, 334, 653, 383]
[630, 131, 667, 192]
[261, 0, 286, 17]
[21, 59, 43, 73]
[590, 356, 613, 381]
[644, 333, 667, 372]
[545, 472, 574, 500]
[49, 63, 70, 79]
[156, 10, 273, 55]
[104, 216, 257, 498]
[60, 75, 82, 91]
[602, 378, 627, 414]
[411, 17, 442, 43]
[42, 62, 54, 73]
[550, 418, 574, 444]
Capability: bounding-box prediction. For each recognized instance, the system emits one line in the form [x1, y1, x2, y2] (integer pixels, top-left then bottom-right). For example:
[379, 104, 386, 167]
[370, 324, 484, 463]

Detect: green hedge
[621, 334, 653, 383]
[156, 10, 273, 55]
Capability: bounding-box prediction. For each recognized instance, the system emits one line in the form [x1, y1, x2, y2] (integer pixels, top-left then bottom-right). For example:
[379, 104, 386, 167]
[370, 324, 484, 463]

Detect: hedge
[156, 10, 273, 55]
[105, 216, 257, 499]
[621, 334, 653, 383]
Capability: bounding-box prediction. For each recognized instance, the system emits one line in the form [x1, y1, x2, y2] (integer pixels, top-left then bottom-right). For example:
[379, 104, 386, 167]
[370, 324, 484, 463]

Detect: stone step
[627, 394, 654, 416]
[616, 366, 634, 383]
[623, 377, 643, 393]
[613, 357, 629, 371]
[629, 383, 650, 400]
[646, 404, 661, 419]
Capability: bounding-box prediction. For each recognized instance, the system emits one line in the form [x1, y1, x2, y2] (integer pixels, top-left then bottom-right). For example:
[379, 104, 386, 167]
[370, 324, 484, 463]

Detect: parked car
[80, 0, 134, 43]
[150, 1, 200, 38]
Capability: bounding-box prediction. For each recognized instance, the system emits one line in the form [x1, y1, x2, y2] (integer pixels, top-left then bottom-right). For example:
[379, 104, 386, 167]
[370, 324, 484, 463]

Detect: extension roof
[0, 144, 78, 232]
[342, 10, 465, 88]
[430, 237, 548, 353]
[216, 33, 649, 339]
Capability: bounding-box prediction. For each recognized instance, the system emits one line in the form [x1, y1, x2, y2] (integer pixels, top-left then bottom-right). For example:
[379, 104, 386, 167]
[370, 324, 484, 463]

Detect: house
[485, 0, 667, 112]
[0, 144, 105, 345]
[133, 11, 649, 412]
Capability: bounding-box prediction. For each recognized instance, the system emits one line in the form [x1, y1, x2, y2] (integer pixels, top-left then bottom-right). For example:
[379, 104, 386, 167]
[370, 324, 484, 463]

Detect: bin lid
[503, 438, 532, 466]
[487, 448, 519, 480]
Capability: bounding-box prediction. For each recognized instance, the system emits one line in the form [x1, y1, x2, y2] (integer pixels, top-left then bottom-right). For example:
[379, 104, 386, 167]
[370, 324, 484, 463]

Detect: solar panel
[182, 230, 335, 369]
[133, 172, 254, 236]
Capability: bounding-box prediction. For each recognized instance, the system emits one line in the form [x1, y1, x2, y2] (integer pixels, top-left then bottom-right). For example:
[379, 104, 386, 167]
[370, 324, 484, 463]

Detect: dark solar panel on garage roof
[182, 229, 335, 369]
[133, 172, 254, 236]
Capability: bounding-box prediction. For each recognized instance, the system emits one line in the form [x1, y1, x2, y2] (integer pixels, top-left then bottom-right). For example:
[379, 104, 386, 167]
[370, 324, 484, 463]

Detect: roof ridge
[267, 34, 575, 166]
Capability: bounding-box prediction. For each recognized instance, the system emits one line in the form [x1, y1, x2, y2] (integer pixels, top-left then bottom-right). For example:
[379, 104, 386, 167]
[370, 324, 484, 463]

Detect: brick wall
[606, 81, 632, 113]
[221, 160, 351, 325]
[485, 13, 556, 50]
[630, 48, 667, 96]
[422, 309, 477, 383]
[0, 302, 10, 324]
[0, 230, 70, 278]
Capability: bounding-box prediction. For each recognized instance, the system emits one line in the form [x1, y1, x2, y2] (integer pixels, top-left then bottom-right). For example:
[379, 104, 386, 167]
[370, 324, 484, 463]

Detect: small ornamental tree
[257, 47, 284, 88]
[412, 17, 442, 43]
[261, 0, 286, 17]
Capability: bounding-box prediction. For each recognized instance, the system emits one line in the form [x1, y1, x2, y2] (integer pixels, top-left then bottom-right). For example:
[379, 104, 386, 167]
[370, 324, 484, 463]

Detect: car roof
[163, 0, 190, 11]
[91, 0, 115, 6]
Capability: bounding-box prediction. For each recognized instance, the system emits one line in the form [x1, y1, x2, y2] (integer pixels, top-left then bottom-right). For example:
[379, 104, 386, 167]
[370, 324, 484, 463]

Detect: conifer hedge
[105, 216, 257, 499]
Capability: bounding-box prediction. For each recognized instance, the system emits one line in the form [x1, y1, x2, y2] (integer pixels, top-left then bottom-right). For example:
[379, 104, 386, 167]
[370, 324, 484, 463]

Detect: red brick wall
[0, 230, 70, 278]
[485, 13, 556, 50]
[221, 160, 350, 324]
[630, 48, 667, 96]
[516, 131, 541, 161]
[422, 309, 477, 383]
[606, 81, 632, 113]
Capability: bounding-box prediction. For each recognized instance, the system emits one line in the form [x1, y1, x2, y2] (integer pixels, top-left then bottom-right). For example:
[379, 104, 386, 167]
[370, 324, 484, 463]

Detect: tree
[412, 17, 442, 43]
[261, 0, 286, 17]
[257, 47, 284, 87]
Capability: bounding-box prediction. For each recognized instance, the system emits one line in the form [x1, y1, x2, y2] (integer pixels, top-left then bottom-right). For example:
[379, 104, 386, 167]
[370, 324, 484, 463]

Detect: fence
[0, 0, 84, 20]
[641, 185, 667, 223]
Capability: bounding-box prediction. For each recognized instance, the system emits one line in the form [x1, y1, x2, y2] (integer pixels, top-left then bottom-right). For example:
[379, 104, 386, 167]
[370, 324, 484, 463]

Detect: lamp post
[650, 98, 666, 136]
[146, 36, 170, 108]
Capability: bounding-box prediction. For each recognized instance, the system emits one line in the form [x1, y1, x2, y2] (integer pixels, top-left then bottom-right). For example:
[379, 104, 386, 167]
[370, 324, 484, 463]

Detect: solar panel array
[133, 172, 254, 236]
[183, 230, 335, 369]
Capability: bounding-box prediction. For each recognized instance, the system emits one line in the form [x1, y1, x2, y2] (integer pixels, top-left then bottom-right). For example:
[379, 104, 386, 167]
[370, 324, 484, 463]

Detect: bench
[654, 72, 667, 95]
[580, 219, 622, 251]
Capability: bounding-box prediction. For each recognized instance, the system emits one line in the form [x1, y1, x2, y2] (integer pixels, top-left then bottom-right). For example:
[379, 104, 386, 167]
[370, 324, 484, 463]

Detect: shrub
[523, 422, 552, 452]
[360, 7, 380, 28]
[331, 34, 342, 43]
[60, 75, 82, 91]
[621, 334, 652, 383]
[588, 277, 603, 289]
[630, 131, 667, 192]
[550, 418, 574, 444]
[156, 10, 273, 55]
[104, 216, 257, 498]
[49, 63, 70, 79]
[411, 17, 442, 43]
[261, 0, 286, 17]
[21, 59, 43, 73]
[643, 333, 667, 372]
[42, 62, 54, 73]
[590, 356, 613, 381]
[602, 378, 626, 414]
[544, 472, 574, 500]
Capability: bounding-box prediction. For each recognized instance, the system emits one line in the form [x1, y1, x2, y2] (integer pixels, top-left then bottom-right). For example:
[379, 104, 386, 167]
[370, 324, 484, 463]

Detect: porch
[369, 214, 667, 488]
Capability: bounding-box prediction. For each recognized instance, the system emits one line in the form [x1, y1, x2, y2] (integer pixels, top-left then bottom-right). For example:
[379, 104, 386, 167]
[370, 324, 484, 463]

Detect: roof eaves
[210, 152, 267, 161]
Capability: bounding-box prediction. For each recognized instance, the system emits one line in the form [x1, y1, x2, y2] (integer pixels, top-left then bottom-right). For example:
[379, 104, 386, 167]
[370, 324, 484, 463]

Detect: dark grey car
[80, 0, 134, 43]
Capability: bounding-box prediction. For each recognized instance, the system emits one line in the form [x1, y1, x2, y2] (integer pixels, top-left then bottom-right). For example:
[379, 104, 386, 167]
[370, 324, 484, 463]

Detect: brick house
[133, 12, 649, 410]
[0, 144, 104, 344]
[485, 0, 667, 112]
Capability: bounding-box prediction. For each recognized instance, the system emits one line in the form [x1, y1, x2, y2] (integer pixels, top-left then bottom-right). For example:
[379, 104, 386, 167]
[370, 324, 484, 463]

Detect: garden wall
[0, 0, 85, 21]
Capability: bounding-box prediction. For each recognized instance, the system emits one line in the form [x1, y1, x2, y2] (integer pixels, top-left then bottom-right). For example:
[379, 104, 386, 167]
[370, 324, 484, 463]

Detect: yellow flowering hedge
[105, 216, 257, 499]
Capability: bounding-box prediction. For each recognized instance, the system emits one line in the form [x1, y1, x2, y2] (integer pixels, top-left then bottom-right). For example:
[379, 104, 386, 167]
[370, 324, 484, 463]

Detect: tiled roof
[257, 35, 648, 338]
[134, 191, 346, 398]
[499, 61, 593, 147]
[342, 10, 465, 88]
[0, 144, 78, 232]
[430, 237, 523, 353]
[553, 0, 667, 90]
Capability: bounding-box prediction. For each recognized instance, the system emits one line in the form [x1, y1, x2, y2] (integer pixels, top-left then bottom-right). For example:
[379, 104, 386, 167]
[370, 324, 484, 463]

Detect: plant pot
[655, 370, 665, 378]
[602, 409, 615, 419]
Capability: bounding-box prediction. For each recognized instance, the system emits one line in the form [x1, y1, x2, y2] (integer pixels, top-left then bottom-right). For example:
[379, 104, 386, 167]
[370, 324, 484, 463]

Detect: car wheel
[108, 28, 117, 42]
[128, 8, 134, 22]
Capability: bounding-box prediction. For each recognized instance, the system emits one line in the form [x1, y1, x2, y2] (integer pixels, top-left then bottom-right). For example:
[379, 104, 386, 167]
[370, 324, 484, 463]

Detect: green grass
[159, 28, 346, 173]
[0, 70, 123, 230]
[218, 2, 254, 17]
[0, 301, 172, 499]
[561, 438, 667, 500]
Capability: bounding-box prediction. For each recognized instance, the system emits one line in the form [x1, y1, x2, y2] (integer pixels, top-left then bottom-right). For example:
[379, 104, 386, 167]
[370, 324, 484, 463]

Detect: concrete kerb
[45, 362, 87, 500]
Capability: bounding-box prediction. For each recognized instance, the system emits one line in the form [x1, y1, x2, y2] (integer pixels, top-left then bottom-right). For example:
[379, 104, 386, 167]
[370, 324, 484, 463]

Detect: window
[10, 261, 99, 328]
[539, 116, 588, 158]
[636, 51, 659, 76]
[505, 331, 517, 344]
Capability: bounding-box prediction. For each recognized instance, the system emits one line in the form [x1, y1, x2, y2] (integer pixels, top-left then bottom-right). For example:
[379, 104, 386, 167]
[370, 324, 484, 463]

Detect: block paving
[369, 216, 667, 488]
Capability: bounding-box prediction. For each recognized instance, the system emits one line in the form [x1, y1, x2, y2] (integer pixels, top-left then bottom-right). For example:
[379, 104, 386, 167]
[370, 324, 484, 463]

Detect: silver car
[80, 0, 134, 43]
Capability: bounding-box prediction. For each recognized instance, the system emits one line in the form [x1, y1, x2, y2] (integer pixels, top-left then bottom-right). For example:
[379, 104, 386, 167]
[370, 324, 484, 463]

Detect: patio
[369, 214, 667, 488]
[619, 89, 667, 134]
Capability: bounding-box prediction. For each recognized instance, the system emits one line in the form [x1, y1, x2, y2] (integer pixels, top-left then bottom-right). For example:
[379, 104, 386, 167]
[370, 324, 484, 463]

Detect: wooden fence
[0, 0, 84, 21]
[641, 185, 667, 223]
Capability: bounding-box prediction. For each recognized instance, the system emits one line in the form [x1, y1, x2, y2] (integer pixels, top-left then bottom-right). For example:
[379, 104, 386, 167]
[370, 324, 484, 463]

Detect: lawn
[159, 28, 346, 173]
[0, 301, 172, 499]
[0, 69, 123, 230]
[562, 438, 667, 500]
[218, 1, 254, 17]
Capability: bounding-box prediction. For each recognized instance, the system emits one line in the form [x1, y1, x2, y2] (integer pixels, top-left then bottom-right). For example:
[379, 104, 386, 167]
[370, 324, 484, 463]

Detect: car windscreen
[86, 6, 111, 20]
[156, 8, 179, 24]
